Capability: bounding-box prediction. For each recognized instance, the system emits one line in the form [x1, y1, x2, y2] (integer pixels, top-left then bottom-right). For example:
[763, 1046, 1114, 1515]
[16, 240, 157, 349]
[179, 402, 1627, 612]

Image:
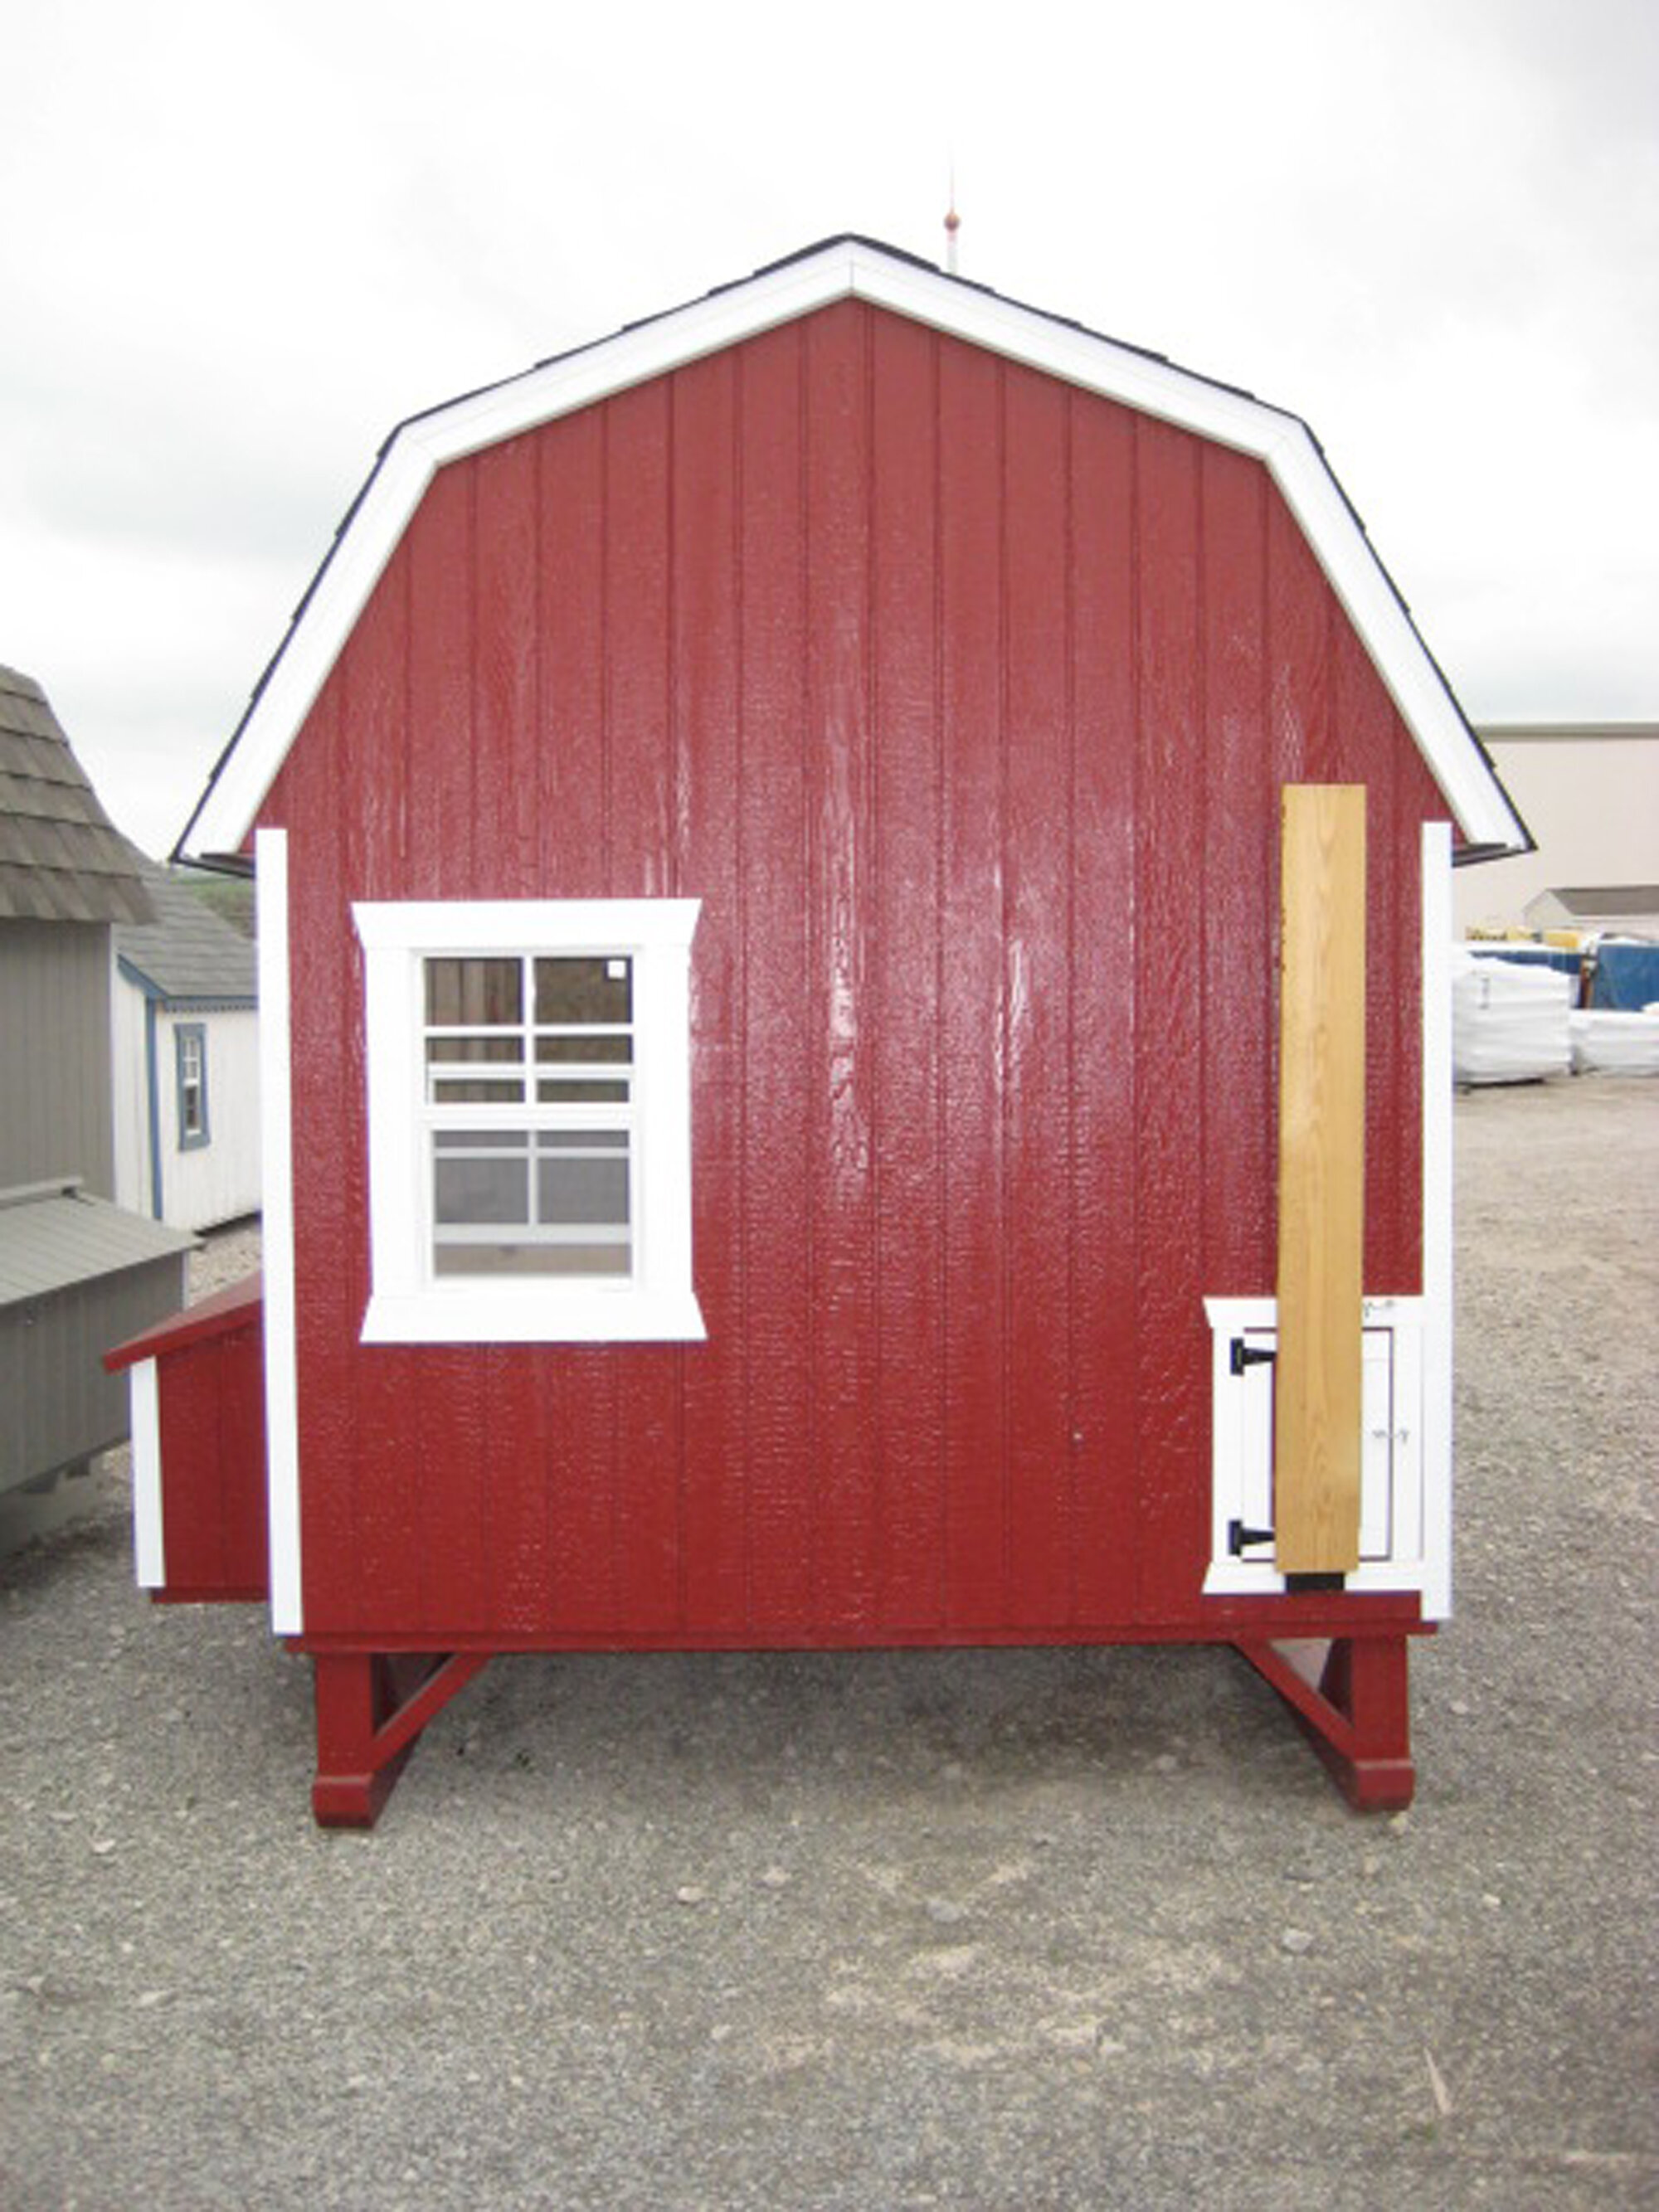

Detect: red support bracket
[310, 1650, 490, 1827]
[1234, 1634, 1415, 1810]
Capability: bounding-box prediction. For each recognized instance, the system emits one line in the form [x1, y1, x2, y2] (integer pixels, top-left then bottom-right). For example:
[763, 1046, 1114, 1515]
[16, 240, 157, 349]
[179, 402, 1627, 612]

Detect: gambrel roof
[181, 235, 1530, 863]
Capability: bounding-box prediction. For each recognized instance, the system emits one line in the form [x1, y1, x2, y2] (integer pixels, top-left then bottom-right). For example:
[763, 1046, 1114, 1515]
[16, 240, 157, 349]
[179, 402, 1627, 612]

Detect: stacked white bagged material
[1452, 950, 1573, 1084]
[1568, 1009, 1659, 1076]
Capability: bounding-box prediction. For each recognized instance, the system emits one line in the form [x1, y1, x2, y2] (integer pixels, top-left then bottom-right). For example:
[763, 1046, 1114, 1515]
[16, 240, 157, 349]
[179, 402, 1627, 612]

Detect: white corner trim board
[1419, 819, 1454, 1621]
[183, 240, 1528, 863]
[129, 1356, 164, 1590]
[255, 828, 304, 1637]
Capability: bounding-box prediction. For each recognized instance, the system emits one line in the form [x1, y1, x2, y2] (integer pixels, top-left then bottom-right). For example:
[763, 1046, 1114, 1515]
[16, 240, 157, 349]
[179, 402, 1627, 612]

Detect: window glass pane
[536, 1077, 630, 1104]
[426, 1035, 523, 1064]
[535, 956, 631, 1025]
[426, 958, 522, 1028]
[434, 1154, 530, 1226]
[433, 1077, 528, 1105]
[537, 1130, 627, 1151]
[434, 1130, 531, 1151]
[537, 1152, 630, 1228]
[535, 1033, 632, 1065]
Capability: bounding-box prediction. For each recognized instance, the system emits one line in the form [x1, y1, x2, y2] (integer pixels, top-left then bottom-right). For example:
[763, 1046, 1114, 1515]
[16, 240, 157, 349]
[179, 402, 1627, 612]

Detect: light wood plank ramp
[1275, 784, 1367, 1574]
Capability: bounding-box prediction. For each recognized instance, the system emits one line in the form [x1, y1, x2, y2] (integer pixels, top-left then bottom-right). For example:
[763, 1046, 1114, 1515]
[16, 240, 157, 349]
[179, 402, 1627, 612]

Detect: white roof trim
[184, 237, 1526, 859]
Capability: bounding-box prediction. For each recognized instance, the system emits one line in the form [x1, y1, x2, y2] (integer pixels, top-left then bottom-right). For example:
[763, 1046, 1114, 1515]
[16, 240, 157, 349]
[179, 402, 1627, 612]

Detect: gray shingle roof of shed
[0, 1180, 194, 1305]
[0, 665, 153, 925]
[116, 855, 256, 1004]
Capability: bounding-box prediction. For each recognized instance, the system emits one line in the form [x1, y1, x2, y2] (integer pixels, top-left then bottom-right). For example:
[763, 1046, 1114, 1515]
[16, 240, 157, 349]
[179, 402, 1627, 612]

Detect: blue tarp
[1592, 942, 1659, 1011]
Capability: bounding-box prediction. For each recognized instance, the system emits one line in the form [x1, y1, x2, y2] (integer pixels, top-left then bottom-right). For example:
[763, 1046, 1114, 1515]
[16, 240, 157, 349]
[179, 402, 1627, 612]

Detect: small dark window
[176, 1024, 210, 1150]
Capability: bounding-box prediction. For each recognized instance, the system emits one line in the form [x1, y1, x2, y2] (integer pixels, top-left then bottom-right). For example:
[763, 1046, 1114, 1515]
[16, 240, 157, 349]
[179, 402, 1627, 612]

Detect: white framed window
[176, 1023, 210, 1149]
[353, 899, 704, 1344]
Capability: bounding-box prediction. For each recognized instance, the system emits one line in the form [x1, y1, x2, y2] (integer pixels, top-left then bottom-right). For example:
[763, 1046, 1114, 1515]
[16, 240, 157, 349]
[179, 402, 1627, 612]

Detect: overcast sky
[3, 0, 1654, 858]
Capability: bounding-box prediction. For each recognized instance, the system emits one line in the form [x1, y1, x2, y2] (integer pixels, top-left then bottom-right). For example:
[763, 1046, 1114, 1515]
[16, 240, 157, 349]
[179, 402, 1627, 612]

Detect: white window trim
[353, 898, 705, 1345]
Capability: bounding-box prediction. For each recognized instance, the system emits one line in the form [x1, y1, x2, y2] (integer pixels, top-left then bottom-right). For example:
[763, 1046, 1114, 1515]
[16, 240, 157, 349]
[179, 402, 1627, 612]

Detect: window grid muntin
[418, 951, 638, 1278]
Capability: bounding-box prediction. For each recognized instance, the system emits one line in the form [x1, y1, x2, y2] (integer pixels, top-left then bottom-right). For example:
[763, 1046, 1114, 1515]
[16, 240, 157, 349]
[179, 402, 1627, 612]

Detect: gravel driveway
[2, 1082, 1654, 2210]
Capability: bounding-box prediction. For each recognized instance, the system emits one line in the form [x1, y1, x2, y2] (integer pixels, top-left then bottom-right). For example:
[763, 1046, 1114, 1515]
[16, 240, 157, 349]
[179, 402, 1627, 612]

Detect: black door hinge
[1228, 1519, 1276, 1555]
[1229, 1339, 1277, 1377]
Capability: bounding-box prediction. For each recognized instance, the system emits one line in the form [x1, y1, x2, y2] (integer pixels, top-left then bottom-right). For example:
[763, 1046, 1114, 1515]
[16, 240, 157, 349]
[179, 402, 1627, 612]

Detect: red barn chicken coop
[108, 238, 1529, 1825]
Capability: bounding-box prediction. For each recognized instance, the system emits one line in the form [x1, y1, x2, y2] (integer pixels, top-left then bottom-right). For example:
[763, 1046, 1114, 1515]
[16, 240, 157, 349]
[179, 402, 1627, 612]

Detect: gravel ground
[1, 1083, 1654, 2210]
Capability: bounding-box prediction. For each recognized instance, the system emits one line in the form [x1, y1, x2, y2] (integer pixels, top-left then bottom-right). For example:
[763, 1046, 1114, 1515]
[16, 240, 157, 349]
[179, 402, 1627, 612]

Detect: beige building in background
[1455, 723, 1659, 936]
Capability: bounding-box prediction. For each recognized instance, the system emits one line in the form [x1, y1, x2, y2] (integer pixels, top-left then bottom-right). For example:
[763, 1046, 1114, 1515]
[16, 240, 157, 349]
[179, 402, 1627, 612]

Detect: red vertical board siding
[267, 299, 1438, 1648]
[473, 436, 541, 895]
[471, 439, 552, 1632]
[868, 313, 946, 1630]
[1382, 742, 1441, 1294]
[1001, 366, 1076, 1625]
[1200, 446, 1276, 1295]
[1131, 417, 1209, 1624]
[537, 411, 608, 900]
[408, 467, 490, 1631]
[601, 380, 682, 1631]
[674, 352, 749, 1633]
[535, 407, 619, 1631]
[214, 1325, 269, 1589]
[338, 566, 422, 1636]
[156, 1324, 265, 1595]
[1337, 615, 1404, 1296]
[805, 302, 878, 1629]
[937, 343, 1009, 1629]
[1267, 492, 1332, 787]
[738, 327, 815, 1634]
[1068, 396, 1139, 1628]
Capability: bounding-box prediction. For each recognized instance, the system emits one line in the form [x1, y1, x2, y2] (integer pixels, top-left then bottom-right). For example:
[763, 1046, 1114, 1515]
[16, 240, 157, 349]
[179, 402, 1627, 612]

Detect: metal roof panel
[0, 1184, 195, 1305]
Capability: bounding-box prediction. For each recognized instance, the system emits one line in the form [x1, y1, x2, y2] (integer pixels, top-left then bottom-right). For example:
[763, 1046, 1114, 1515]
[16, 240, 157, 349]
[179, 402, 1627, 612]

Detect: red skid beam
[304, 1635, 1416, 1828]
[1234, 1634, 1415, 1810]
[310, 1651, 489, 1827]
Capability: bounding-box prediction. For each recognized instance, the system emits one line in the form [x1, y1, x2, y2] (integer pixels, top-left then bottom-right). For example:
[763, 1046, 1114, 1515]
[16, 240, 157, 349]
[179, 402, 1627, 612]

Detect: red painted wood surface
[260, 299, 1444, 1646]
[107, 1280, 267, 1603]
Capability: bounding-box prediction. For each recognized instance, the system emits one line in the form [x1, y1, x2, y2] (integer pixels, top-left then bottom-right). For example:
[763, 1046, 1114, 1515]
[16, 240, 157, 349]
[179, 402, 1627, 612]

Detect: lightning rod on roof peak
[944, 166, 961, 275]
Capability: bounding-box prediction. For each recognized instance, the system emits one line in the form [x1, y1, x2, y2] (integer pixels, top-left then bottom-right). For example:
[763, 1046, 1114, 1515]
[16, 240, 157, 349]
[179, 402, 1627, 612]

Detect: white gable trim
[185, 239, 1526, 861]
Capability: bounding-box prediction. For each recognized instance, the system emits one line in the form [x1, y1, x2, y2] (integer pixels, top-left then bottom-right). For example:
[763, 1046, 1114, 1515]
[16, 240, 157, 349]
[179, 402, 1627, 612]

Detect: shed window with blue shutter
[175, 1024, 210, 1150]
